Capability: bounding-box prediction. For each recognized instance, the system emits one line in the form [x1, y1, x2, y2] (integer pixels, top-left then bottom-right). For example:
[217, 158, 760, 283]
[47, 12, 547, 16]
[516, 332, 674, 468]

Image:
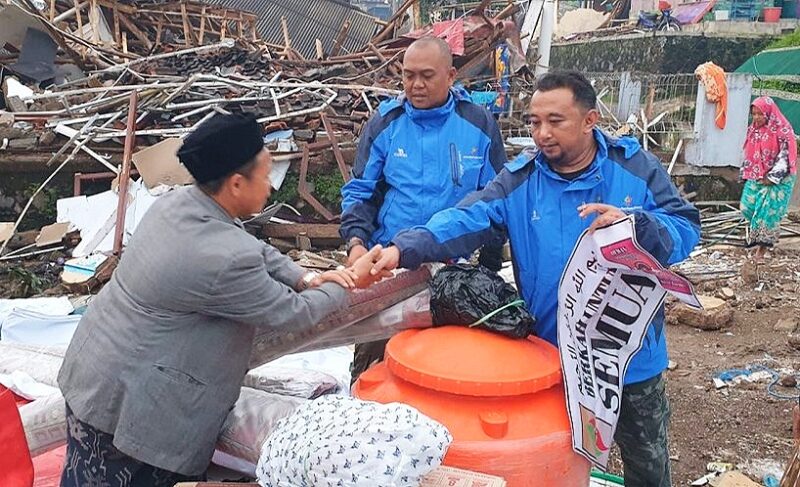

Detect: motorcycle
[637, 1, 682, 31]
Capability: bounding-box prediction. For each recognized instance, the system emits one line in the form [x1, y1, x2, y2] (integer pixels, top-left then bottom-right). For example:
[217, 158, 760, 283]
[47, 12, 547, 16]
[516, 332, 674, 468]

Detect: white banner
[558, 216, 700, 469]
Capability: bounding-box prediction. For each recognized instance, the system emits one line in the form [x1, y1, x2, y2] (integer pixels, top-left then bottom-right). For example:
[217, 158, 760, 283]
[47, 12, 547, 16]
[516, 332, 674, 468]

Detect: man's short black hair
[535, 71, 597, 111]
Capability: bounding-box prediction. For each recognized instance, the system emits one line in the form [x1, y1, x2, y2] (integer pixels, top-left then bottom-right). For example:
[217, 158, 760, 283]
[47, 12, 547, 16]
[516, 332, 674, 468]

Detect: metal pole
[113, 91, 138, 255]
[535, 0, 555, 77]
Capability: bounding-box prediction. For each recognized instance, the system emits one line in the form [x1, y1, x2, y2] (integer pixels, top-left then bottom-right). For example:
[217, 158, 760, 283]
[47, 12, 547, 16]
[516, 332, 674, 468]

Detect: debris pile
[1, 0, 531, 260]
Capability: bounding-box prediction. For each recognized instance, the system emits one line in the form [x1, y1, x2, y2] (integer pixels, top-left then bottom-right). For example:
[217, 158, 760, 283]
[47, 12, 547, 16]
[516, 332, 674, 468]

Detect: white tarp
[0, 308, 81, 346]
[0, 296, 73, 322]
[558, 216, 700, 469]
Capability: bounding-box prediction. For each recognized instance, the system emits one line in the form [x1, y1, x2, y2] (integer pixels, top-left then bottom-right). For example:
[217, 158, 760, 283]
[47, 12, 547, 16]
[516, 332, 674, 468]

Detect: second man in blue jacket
[340, 37, 509, 379]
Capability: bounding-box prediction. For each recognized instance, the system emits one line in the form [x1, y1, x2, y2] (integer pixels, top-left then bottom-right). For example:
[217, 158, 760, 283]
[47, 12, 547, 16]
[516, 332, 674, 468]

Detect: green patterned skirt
[740, 175, 797, 247]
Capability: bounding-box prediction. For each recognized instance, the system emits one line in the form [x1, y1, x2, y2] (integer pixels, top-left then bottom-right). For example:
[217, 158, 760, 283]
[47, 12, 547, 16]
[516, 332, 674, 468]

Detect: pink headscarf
[742, 96, 797, 181]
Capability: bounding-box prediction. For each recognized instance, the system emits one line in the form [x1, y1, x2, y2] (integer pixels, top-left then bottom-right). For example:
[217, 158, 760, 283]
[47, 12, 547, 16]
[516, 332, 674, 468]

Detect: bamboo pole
[112, 91, 138, 255]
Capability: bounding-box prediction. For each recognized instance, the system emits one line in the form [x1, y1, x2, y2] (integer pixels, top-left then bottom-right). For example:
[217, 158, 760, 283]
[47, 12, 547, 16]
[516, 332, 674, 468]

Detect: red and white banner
[558, 216, 700, 469]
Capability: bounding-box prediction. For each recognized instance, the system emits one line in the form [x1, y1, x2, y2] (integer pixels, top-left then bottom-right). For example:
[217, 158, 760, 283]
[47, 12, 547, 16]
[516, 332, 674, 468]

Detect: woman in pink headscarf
[740, 96, 797, 260]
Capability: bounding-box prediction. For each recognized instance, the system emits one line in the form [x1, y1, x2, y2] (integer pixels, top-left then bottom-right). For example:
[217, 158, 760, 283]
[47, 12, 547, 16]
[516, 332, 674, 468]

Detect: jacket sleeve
[393, 167, 522, 269]
[631, 154, 701, 266]
[261, 242, 305, 288]
[202, 246, 347, 330]
[339, 113, 391, 243]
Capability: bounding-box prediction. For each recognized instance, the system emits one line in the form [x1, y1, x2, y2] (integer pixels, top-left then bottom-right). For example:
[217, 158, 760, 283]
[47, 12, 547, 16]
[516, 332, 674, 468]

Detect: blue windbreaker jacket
[393, 129, 701, 385]
[340, 88, 507, 246]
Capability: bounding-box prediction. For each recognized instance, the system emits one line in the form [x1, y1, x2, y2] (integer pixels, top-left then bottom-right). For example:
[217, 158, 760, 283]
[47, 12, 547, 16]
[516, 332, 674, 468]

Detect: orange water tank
[353, 326, 591, 487]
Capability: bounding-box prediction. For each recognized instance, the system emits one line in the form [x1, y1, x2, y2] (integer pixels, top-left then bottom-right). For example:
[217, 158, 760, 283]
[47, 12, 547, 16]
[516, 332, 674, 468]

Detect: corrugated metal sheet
[200, 0, 379, 59]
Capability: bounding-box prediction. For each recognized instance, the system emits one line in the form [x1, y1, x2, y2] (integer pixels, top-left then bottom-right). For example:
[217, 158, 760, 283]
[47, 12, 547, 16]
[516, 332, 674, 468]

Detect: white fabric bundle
[256, 395, 452, 487]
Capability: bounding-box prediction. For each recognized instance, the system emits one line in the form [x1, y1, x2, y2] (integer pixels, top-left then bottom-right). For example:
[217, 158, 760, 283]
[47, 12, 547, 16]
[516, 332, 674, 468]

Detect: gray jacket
[57, 186, 347, 475]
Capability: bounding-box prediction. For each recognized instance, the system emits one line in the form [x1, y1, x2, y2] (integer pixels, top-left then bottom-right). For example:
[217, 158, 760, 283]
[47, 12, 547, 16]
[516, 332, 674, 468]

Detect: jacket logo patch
[463, 146, 483, 161]
[531, 209, 541, 222]
[619, 195, 642, 212]
[393, 148, 408, 158]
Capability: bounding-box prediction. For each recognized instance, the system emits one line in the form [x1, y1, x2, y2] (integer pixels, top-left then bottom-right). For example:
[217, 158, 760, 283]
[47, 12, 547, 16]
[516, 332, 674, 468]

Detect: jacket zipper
[450, 143, 461, 187]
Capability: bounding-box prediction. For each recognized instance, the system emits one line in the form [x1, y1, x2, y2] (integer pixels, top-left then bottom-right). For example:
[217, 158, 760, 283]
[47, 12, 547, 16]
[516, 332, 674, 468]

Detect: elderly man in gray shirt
[58, 114, 379, 486]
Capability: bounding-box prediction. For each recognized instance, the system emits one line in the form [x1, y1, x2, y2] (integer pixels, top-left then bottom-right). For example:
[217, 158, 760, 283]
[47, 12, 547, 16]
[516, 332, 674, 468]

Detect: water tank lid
[385, 326, 563, 397]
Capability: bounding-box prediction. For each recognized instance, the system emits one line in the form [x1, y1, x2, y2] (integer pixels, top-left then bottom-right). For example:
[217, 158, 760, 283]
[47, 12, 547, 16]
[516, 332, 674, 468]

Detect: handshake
[305, 245, 402, 291]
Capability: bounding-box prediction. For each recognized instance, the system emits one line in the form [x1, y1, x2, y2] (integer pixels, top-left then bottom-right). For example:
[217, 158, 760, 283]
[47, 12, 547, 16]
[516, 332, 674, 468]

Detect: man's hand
[350, 245, 393, 288]
[309, 269, 360, 289]
[346, 243, 368, 267]
[578, 203, 627, 233]
[371, 245, 401, 276]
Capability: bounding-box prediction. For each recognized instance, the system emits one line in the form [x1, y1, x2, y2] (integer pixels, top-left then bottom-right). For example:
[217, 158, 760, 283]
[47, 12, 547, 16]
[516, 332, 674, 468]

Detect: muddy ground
[604, 241, 800, 485]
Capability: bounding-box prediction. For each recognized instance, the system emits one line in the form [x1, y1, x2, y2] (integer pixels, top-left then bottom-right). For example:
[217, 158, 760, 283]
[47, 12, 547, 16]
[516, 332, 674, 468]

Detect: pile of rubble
[1, 0, 532, 264]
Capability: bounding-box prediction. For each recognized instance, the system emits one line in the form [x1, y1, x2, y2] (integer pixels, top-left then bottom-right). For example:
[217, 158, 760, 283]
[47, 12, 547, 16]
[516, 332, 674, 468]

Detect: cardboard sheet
[131, 137, 194, 189]
[35, 222, 70, 248]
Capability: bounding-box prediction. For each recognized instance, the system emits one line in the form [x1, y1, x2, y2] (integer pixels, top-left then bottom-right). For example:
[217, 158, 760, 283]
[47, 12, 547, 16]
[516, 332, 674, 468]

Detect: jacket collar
[508, 128, 641, 178]
[187, 185, 244, 228]
[395, 86, 470, 127]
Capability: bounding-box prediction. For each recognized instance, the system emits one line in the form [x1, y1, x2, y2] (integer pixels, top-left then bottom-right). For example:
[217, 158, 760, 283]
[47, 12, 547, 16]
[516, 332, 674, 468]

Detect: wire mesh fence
[588, 72, 699, 152]
[495, 72, 701, 154]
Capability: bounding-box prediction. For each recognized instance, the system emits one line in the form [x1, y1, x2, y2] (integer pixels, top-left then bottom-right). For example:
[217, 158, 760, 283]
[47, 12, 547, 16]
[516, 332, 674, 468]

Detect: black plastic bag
[429, 264, 535, 339]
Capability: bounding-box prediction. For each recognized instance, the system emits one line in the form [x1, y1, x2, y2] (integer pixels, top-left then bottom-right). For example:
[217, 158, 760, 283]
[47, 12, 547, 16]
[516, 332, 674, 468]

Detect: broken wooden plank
[297, 144, 336, 221]
[261, 223, 342, 240]
[119, 14, 153, 50]
[280, 16, 291, 49]
[220, 9, 227, 38]
[180, 2, 194, 46]
[198, 5, 206, 44]
[155, 16, 164, 45]
[113, 91, 138, 255]
[667, 139, 684, 175]
[372, 0, 414, 44]
[113, 7, 121, 46]
[320, 113, 350, 182]
[315, 39, 324, 60]
[73, 0, 84, 35]
[89, 0, 100, 45]
[329, 19, 351, 57]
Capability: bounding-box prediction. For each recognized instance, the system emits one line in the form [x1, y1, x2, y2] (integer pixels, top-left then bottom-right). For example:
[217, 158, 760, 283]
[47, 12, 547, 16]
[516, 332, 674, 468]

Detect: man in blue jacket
[340, 37, 508, 378]
[371, 71, 700, 487]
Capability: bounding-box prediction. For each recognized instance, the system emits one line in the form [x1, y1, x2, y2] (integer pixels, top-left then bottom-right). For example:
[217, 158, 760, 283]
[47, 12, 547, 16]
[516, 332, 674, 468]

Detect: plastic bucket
[763, 6, 782, 21]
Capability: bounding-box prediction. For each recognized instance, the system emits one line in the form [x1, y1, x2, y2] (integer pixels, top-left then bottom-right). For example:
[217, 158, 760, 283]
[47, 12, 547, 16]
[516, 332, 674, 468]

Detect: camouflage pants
[614, 373, 672, 487]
